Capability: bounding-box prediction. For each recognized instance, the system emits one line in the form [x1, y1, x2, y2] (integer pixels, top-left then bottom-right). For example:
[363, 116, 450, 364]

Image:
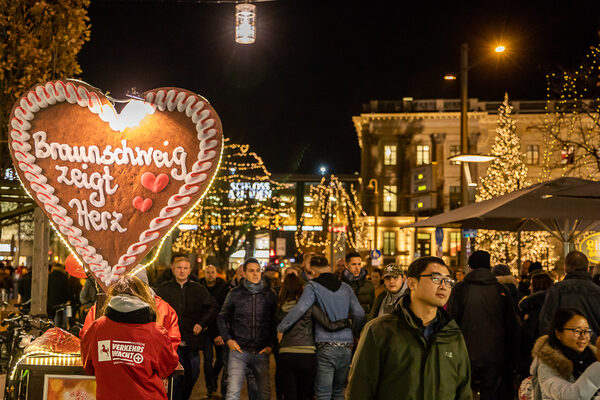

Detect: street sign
[275, 238, 286, 256]
[370, 249, 382, 259]
[580, 232, 600, 262]
[462, 229, 478, 238]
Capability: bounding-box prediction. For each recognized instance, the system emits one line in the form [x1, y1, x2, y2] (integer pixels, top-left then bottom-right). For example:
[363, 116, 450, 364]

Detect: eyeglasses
[563, 328, 593, 338]
[419, 273, 456, 288]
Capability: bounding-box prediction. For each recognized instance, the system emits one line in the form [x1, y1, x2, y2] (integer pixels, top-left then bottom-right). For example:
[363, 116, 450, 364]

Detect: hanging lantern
[235, 3, 256, 44]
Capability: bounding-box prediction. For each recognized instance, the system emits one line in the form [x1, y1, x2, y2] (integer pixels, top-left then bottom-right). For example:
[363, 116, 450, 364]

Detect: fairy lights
[295, 175, 367, 255]
[475, 94, 556, 268]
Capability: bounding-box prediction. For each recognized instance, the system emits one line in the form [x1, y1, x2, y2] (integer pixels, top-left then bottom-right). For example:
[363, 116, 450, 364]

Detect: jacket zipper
[252, 294, 256, 349]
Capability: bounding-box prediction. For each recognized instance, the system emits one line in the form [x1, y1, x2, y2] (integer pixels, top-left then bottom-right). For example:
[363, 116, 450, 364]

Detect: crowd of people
[15, 246, 600, 400]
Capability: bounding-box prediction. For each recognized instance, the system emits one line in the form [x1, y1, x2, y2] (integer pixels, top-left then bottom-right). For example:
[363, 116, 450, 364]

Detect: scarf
[556, 341, 598, 378]
[379, 289, 404, 317]
[242, 278, 265, 294]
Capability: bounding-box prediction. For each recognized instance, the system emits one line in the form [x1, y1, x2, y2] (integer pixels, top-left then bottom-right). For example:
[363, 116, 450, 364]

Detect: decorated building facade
[353, 97, 570, 269]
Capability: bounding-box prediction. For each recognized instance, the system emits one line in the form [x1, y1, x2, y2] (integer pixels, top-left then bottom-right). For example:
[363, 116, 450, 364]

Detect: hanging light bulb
[235, 3, 256, 44]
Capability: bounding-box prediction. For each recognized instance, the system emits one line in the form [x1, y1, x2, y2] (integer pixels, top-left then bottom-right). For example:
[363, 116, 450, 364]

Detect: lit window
[450, 231, 461, 257]
[449, 144, 461, 165]
[561, 146, 574, 165]
[416, 145, 430, 166]
[525, 145, 540, 165]
[383, 231, 396, 255]
[382, 185, 397, 212]
[384, 145, 397, 165]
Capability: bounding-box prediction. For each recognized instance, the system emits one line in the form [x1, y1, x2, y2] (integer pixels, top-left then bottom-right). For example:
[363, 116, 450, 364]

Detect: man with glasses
[367, 263, 407, 321]
[347, 256, 472, 400]
[447, 250, 520, 400]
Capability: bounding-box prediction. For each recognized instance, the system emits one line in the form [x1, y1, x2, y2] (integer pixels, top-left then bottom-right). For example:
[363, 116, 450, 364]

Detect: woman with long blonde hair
[81, 275, 179, 400]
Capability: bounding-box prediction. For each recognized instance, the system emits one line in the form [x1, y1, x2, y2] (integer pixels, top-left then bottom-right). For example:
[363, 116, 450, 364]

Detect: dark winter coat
[200, 277, 229, 338]
[496, 275, 524, 307]
[157, 279, 219, 349]
[366, 282, 407, 321]
[539, 271, 600, 340]
[276, 301, 350, 350]
[346, 295, 472, 400]
[342, 269, 376, 314]
[447, 267, 521, 368]
[217, 280, 277, 351]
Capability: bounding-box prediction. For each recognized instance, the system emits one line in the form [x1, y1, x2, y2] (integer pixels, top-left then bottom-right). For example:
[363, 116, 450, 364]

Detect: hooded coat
[81, 295, 179, 400]
[346, 295, 472, 400]
[531, 335, 600, 400]
[447, 267, 521, 368]
[342, 268, 376, 314]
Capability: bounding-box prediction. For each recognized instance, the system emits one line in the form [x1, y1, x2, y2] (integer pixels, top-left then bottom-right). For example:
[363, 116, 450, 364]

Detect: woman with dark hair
[275, 273, 350, 400]
[81, 275, 179, 400]
[531, 308, 600, 399]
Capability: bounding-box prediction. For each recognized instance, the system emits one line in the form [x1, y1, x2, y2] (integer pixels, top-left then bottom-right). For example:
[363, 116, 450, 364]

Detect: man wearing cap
[347, 256, 472, 400]
[367, 263, 407, 321]
[447, 250, 520, 400]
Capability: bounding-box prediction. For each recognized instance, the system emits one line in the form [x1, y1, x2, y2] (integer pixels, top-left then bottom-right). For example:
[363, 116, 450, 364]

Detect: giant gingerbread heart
[9, 80, 223, 290]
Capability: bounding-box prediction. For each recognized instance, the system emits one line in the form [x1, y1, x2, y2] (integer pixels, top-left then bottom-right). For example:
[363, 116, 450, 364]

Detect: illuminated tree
[295, 175, 366, 256]
[476, 94, 556, 268]
[173, 143, 292, 267]
[541, 41, 600, 180]
[0, 0, 91, 176]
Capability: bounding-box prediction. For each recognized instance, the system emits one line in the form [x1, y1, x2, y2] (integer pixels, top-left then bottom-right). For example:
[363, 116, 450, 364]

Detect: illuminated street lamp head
[495, 45, 506, 53]
[235, 3, 256, 44]
[448, 153, 497, 163]
[444, 74, 457, 81]
[319, 165, 327, 175]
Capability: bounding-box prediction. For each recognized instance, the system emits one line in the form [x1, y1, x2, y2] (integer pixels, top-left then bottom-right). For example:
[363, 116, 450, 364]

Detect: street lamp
[367, 179, 379, 251]
[456, 43, 506, 267]
[319, 165, 327, 175]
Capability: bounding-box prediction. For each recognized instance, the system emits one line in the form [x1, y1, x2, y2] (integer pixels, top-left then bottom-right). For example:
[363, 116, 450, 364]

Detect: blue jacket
[277, 273, 365, 343]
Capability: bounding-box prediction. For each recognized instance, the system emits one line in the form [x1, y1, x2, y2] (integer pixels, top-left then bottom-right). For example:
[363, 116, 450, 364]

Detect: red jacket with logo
[81, 316, 179, 400]
[81, 295, 181, 351]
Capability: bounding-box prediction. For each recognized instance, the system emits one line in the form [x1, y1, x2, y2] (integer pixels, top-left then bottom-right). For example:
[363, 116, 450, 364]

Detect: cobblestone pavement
[189, 354, 278, 400]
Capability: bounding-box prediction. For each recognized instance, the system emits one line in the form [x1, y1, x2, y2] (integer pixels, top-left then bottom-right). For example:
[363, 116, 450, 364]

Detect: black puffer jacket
[447, 267, 521, 368]
[217, 280, 277, 351]
[539, 271, 600, 340]
[518, 290, 548, 377]
[342, 269, 375, 314]
[276, 301, 350, 349]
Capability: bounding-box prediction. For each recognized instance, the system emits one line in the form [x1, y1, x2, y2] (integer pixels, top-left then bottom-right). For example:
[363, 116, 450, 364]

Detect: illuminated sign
[417, 185, 427, 192]
[228, 182, 272, 201]
[580, 232, 600, 262]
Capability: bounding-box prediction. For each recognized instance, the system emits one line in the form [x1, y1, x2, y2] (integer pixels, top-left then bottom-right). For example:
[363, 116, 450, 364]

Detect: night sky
[79, 0, 600, 175]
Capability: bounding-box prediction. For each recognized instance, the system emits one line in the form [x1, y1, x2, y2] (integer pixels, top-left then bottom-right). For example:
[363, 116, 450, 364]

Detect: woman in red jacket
[81, 275, 179, 400]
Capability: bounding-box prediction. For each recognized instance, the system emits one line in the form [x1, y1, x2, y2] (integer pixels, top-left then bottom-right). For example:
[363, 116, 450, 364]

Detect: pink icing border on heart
[9, 80, 221, 287]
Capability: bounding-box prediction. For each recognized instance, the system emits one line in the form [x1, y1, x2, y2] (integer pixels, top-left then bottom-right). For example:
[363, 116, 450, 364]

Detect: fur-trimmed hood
[532, 335, 599, 378]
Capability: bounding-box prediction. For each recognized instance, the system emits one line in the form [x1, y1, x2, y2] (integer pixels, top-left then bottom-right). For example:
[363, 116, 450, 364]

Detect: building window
[384, 145, 397, 165]
[383, 231, 396, 255]
[382, 185, 397, 212]
[449, 144, 461, 165]
[450, 231, 461, 257]
[525, 145, 540, 165]
[449, 186, 461, 209]
[416, 145, 430, 166]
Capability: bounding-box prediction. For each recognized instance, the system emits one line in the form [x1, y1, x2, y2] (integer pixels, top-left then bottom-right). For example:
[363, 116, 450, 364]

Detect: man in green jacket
[346, 256, 472, 400]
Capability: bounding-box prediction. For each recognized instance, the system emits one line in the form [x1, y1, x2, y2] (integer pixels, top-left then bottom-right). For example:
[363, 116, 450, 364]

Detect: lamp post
[456, 43, 505, 268]
[367, 179, 379, 251]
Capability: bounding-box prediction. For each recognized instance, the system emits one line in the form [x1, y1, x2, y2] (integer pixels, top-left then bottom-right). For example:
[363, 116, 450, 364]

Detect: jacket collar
[342, 268, 366, 283]
[564, 271, 592, 281]
[396, 295, 459, 342]
[464, 267, 498, 284]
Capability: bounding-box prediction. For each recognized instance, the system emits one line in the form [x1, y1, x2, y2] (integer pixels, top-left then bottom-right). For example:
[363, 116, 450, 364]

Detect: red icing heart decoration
[141, 172, 169, 193]
[133, 196, 153, 212]
[9, 80, 223, 290]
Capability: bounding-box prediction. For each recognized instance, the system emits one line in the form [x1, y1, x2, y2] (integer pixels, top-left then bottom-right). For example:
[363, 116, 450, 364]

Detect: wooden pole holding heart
[8, 80, 224, 291]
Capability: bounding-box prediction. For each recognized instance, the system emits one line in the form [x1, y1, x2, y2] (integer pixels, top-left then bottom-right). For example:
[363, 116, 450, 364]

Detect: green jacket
[342, 269, 375, 314]
[347, 296, 472, 400]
